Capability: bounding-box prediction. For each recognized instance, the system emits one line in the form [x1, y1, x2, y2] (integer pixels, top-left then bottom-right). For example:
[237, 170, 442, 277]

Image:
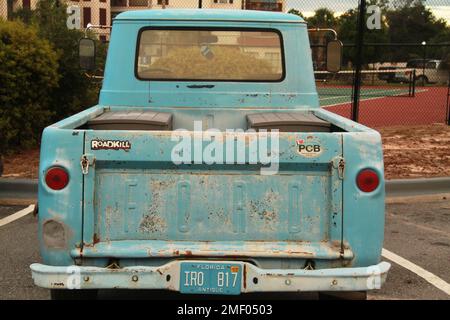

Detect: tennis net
[314, 68, 417, 98]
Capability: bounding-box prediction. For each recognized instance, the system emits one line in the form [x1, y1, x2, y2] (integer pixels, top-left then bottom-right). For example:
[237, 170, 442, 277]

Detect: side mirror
[326, 40, 343, 73]
[79, 38, 96, 71]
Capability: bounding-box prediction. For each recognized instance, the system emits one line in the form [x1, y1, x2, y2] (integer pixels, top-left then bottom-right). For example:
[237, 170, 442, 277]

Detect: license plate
[180, 262, 242, 295]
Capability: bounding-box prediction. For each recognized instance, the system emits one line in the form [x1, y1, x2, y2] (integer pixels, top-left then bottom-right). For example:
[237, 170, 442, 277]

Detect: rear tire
[50, 289, 98, 300]
[415, 75, 428, 86]
[318, 291, 367, 300]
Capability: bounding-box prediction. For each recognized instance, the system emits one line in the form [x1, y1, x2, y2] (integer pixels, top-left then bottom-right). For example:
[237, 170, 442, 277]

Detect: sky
[285, 0, 450, 22]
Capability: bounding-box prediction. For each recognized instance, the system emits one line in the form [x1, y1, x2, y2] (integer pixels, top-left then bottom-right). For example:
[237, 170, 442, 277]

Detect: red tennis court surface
[324, 87, 449, 127]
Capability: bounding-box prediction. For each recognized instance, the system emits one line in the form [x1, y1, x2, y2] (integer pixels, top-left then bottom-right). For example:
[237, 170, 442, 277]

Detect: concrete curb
[0, 179, 38, 204]
[385, 177, 450, 197]
[1, 177, 450, 205]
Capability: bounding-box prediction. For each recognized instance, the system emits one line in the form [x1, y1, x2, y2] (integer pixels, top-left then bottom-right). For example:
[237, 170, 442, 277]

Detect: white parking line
[0, 205, 35, 227]
[382, 248, 450, 296]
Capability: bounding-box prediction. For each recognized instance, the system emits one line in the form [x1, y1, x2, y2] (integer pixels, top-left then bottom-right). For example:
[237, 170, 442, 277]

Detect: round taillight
[45, 167, 69, 191]
[356, 169, 380, 193]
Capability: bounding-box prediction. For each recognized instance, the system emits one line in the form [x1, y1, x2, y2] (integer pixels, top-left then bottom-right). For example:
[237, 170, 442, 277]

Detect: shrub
[1, 0, 107, 152]
[32, 0, 105, 121]
[0, 19, 59, 151]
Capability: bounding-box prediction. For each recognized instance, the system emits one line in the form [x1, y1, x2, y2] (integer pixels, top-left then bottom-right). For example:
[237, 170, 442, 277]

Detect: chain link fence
[355, 42, 449, 127]
[291, 0, 450, 128]
[1, 0, 449, 128]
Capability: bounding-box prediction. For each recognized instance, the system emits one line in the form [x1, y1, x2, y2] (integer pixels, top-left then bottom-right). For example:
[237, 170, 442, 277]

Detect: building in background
[245, 0, 283, 11]
[1, 0, 39, 20]
[1, 0, 284, 39]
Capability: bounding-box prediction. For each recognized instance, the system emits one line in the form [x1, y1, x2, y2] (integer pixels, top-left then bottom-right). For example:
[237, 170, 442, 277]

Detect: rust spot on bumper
[243, 264, 247, 289]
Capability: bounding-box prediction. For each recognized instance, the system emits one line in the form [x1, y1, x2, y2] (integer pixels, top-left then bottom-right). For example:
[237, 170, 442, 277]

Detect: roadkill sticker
[296, 139, 322, 158]
[91, 139, 131, 151]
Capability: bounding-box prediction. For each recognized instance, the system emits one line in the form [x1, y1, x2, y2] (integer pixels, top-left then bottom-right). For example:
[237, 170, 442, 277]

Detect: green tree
[304, 8, 339, 70]
[429, 28, 450, 67]
[306, 8, 337, 29]
[390, 0, 422, 9]
[11, 7, 34, 24]
[287, 9, 305, 20]
[337, 0, 390, 64]
[31, 0, 104, 121]
[386, 0, 448, 60]
[0, 20, 59, 150]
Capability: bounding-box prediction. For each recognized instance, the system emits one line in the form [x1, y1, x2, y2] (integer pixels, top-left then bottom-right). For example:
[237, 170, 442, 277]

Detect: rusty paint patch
[207, 207, 229, 225]
[51, 282, 65, 288]
[243, 264, 247, 289]
[42, 219, 72, 249]
[169, 249, 194, 257]
[139, 213, 167, 233]
[248, 193, 280, 229]
[93, 233, 100, 245]
[287, 251, 313, 256]
[258, 210, 277, 222]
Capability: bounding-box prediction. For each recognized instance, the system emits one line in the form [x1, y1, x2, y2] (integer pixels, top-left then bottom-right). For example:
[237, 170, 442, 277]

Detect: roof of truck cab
[114, 9, 305, 23]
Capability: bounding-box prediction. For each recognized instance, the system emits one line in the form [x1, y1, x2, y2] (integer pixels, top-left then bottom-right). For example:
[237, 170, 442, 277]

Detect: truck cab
[31, 9, 390, 299]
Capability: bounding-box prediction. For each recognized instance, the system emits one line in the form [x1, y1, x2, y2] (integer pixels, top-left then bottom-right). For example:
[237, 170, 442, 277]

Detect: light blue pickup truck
[31, 9, 390, 299]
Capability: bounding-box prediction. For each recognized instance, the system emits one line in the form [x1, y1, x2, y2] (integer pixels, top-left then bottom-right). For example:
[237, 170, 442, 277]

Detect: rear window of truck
[135, 28, 285, 82]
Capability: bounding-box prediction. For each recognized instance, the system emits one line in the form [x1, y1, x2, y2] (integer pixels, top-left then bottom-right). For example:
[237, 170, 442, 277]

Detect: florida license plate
[180, 262, 242, 295]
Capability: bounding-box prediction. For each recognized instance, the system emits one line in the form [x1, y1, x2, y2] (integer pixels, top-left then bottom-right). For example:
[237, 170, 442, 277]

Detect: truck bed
[40, 105, 383, 269]
[79, 107, 346, 133]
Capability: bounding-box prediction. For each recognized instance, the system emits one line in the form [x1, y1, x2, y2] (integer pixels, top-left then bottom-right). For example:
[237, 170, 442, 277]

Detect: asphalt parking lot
[0, 195, 449, 300]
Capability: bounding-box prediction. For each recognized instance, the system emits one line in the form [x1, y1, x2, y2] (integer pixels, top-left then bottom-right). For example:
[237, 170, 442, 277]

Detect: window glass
[136, 29, 284, 81]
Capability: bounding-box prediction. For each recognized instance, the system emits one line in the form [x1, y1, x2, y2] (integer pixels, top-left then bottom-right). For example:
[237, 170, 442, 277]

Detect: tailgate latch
[332, 157, 346, 180]
[80, 154, 95, 175]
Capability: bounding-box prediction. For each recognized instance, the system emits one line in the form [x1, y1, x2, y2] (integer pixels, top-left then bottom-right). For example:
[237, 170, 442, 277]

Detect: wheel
[50, 289, 98, 300]
[415, 75, 428, 86]
[318, 291, 367, 300]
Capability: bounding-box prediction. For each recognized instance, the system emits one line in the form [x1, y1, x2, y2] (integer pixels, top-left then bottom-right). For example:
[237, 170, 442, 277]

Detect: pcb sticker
[296, 139, 323, 158]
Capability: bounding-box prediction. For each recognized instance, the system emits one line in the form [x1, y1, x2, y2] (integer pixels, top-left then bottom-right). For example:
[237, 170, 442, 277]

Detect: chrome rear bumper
[31, 261, 390, 293]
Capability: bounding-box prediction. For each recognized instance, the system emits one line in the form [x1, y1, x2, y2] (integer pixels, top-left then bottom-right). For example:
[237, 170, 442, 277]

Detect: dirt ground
[379, 124, 450, 179]
[2, 148, 40, 179]
[1, 124, 449, 180]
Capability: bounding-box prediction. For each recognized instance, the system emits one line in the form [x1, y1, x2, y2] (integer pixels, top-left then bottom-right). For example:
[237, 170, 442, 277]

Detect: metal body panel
[35, 105, 385, 287]
[33, 10, 387, 293]
[316, 109, 385, 267]
[75, 240, 353, 260]
[100, 20, 317, 109]
[114, 9, 306, 23]
[81, 121, 343, 250]
[37, 127, 85, 266]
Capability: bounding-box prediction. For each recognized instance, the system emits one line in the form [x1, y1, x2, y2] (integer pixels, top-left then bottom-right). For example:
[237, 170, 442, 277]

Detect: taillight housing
[45, 167, 69, 191]
[356, 169, 380, 193]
